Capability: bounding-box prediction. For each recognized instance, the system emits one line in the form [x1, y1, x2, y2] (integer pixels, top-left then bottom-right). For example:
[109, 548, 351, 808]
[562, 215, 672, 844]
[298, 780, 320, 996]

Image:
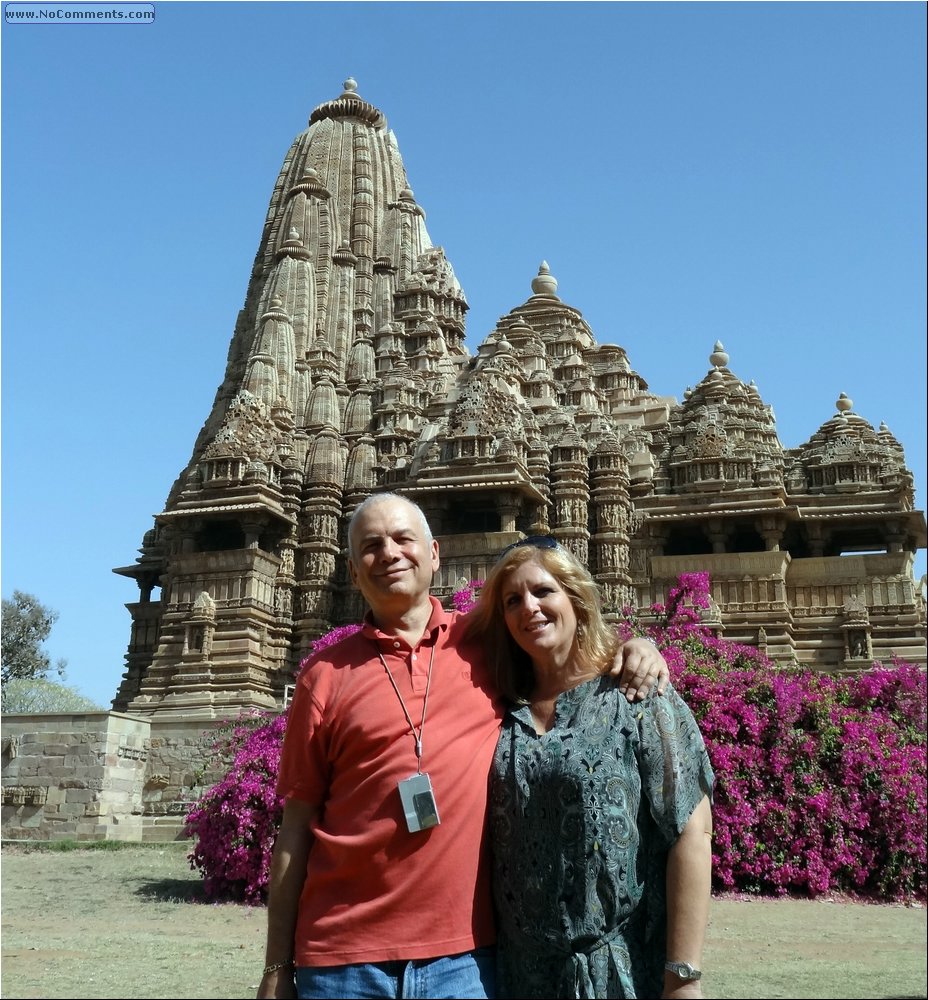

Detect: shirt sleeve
[635, 682, 714, 846]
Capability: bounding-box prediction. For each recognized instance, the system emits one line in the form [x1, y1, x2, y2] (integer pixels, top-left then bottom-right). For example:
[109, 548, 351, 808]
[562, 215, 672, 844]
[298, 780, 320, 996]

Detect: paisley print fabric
[489, 677, 714, 999]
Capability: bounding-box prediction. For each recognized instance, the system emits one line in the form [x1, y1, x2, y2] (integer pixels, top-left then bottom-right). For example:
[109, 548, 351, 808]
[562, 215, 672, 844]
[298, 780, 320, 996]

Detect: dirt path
[1, 844, 925, 999]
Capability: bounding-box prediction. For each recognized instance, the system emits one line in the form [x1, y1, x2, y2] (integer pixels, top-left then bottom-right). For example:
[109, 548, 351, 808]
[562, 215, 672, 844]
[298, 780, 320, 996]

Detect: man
[258, 493, 668, 1000]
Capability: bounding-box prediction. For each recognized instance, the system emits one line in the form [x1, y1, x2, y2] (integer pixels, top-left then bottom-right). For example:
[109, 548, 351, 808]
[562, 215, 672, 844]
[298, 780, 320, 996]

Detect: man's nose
[380, 538, 401, 560]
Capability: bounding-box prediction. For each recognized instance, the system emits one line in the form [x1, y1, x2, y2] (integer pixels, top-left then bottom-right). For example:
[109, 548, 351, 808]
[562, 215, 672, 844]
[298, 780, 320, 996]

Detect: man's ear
[348, 559, 359, 586]
[430, 538, 440, 573]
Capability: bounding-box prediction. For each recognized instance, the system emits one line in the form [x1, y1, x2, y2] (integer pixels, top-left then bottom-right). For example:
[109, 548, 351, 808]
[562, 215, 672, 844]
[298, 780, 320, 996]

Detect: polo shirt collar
[360, 596, 451, 647]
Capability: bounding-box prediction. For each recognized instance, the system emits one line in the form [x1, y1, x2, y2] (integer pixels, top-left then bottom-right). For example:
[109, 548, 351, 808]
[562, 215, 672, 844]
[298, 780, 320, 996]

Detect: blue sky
[2, 1, 926, 708]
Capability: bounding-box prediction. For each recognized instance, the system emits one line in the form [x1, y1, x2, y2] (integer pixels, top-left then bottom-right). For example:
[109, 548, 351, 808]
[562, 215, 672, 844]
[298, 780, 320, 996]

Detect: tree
[1, 590, 67, 685]
[2, 677, 103, 714]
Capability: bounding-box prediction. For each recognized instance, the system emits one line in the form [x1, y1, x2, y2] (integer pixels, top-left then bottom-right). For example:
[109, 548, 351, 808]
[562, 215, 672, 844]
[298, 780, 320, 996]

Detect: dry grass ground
[0, 843, 925, 999]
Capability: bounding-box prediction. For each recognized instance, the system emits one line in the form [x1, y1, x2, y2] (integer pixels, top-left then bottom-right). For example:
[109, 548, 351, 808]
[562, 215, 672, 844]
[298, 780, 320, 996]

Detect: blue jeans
[295, 947, 496, 999]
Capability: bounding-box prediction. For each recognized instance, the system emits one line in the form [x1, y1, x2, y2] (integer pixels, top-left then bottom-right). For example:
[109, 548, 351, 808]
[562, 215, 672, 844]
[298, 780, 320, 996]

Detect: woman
[467, 537, 714, 999]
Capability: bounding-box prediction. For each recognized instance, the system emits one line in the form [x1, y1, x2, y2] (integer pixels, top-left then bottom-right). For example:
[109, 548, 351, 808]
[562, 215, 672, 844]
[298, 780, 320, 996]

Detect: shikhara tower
[114, 80, 926, 719]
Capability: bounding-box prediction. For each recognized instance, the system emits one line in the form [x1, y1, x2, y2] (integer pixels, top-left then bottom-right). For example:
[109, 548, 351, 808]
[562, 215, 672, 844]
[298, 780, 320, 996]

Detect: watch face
[667, 961, 701, 980]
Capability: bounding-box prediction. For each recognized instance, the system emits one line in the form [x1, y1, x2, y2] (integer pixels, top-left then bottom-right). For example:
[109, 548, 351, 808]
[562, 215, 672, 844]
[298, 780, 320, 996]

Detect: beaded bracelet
[262, 960, 294, 975]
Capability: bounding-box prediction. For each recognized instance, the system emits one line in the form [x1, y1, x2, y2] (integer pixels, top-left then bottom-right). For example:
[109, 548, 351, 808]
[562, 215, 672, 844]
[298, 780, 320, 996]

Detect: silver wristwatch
[665, 960, 702, 981]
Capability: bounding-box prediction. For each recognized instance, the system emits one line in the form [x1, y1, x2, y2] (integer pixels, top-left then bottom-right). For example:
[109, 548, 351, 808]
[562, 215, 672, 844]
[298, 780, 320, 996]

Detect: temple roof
[657, 342, 786, 494]
[309, 77, 387, 128]
[788, 393, 914, 501]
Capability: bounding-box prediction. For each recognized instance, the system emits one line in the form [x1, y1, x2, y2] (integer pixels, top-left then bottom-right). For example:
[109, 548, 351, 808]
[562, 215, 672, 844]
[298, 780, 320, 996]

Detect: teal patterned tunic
[489, 677, 714, 999]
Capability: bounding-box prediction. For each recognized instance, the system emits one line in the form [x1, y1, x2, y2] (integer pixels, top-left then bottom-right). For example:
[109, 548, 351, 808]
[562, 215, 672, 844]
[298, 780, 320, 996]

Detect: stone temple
[112, 79, 927, 720]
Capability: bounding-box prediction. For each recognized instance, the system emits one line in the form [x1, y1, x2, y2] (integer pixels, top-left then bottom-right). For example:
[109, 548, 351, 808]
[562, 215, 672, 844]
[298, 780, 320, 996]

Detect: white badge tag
[397, 772, 440, 832]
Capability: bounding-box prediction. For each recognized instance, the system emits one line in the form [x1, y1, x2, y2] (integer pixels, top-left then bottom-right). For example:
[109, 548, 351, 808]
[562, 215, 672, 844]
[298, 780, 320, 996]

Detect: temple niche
[113, 79, 927, 720]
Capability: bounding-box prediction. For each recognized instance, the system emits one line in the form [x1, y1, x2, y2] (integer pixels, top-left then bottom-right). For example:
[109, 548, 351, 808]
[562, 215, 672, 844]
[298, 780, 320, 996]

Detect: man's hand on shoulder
[610, 637, 670, 702]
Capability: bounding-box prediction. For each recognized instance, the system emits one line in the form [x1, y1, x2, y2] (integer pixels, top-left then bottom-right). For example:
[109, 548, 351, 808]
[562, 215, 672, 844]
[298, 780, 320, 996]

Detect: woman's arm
[662, 794, 713, 999]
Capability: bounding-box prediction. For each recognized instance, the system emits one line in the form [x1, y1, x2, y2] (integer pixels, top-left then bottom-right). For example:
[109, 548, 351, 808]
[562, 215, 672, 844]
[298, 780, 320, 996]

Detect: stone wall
[140, 718, 232, 842]
[1, 712, 149, 841]
[1, 712, 230, 843]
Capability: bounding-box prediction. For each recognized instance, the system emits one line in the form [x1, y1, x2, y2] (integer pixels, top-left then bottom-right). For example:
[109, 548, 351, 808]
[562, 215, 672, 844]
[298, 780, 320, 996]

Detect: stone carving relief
[448, 381, 523, 439]
[847, 630, 870, 659]
[406, 247, 464, 301]
[2, 786, 47, 806]
[279, 547, 295, 575]
[183, 592, 216, 658]
[274, 586, 293, 614]
[628, 548, 648, 575]
[695, 422, 728, 458]
[202, 390, 286, 468]
[191, 591, 216, 618]
[843, 593, 870, 624]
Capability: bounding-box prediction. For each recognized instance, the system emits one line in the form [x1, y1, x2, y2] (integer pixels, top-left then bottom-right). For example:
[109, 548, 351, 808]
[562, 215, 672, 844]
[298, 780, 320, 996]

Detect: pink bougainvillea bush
[183, 624, 362, 903]
[184, 711, 287, 902]
[186, 576, 926, 904]
[619, 572, 926, 902]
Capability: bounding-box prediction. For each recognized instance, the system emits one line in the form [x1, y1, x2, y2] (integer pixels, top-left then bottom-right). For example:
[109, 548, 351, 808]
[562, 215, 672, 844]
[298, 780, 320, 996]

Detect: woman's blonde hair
[466, 541, 619, 703]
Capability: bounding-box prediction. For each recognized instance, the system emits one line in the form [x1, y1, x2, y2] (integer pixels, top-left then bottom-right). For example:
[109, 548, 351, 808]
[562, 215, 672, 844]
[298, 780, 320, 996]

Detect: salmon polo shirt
[277, 597, 506, 966]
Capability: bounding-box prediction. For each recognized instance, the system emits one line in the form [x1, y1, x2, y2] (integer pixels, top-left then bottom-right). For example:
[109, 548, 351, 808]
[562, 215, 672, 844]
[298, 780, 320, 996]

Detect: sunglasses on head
[497, 535, 559, 560]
